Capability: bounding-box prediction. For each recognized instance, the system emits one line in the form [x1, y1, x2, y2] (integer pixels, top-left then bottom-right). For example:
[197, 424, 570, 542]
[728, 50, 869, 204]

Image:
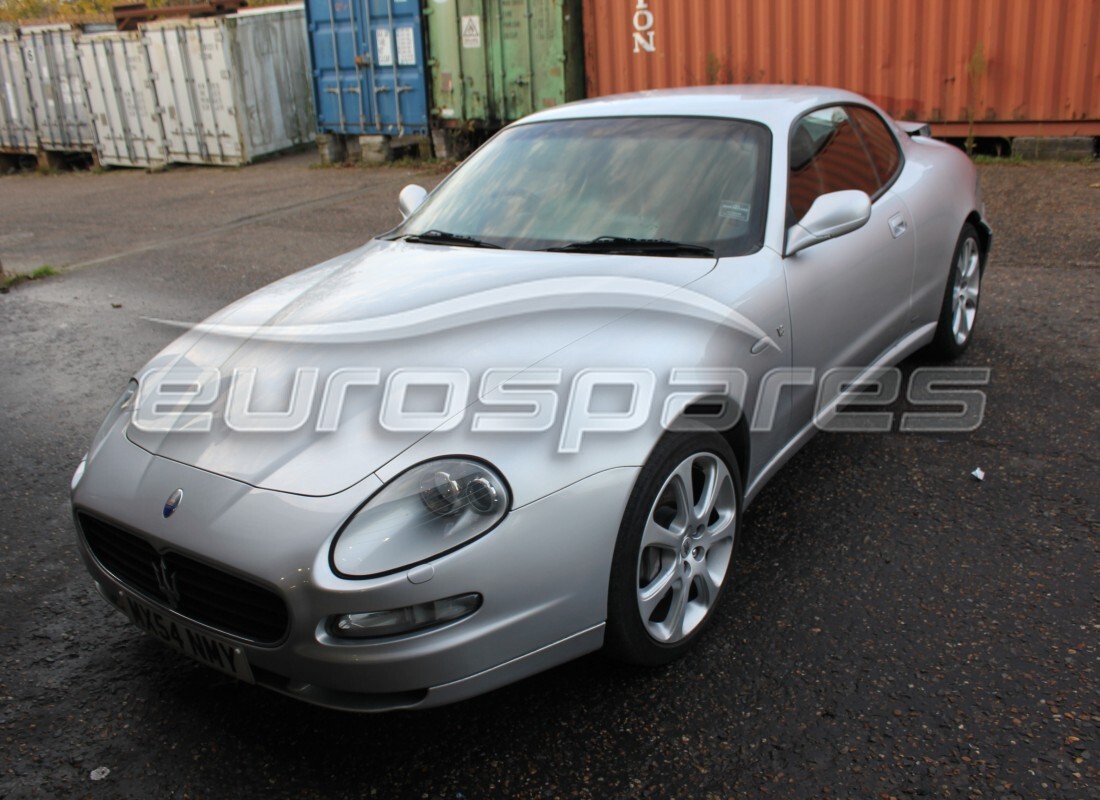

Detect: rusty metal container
[112, 1, 249, 32]
[582, 0, 1100, 137]
[425, 0, 585, 134]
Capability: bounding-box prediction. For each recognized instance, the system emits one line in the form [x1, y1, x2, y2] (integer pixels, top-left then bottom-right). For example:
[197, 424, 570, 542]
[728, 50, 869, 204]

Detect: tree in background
[0, 0, 289, 25]
[1, 0, 114, 23]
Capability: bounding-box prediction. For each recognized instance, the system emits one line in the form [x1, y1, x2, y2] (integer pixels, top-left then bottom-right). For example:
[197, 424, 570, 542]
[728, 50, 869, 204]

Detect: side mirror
[785, 190, 872, 256]
[398, 184, 428, 219]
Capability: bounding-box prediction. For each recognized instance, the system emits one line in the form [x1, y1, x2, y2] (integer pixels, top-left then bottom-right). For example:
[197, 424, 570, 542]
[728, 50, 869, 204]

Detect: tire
[929, 222, 983, 359]
[604, 433, 742, 666]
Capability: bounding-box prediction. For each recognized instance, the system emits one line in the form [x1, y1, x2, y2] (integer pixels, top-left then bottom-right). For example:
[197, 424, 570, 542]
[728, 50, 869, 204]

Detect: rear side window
[849, 106, 902, 186]
[787, 106, 880, 223]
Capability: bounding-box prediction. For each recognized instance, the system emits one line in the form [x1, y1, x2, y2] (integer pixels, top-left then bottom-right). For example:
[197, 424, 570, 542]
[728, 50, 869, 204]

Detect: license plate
[122, 593, 255, 683]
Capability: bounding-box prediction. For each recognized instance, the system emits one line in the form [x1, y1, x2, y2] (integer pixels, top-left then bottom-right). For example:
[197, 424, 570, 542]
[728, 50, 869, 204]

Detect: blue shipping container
[304, 0, 428, 136]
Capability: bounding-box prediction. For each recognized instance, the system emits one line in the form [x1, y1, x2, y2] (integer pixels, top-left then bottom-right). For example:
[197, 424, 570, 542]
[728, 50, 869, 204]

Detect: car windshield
[391, 116, 771, 258]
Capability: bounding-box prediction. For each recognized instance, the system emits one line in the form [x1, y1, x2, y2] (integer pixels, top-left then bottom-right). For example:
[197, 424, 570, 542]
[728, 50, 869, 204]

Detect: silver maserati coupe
[71, 86, 991, 711]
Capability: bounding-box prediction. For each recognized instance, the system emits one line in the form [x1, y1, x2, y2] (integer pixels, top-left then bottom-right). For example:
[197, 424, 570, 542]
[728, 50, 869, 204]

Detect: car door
[782, 104, 914, 426]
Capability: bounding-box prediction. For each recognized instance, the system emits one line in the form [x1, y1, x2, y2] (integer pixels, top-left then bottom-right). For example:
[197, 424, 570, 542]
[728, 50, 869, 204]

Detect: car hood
[126, 239, 716, 496]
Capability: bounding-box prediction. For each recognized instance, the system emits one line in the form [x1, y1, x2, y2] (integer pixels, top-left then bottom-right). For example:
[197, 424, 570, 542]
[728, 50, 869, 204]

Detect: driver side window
[788, 105, 881, 225]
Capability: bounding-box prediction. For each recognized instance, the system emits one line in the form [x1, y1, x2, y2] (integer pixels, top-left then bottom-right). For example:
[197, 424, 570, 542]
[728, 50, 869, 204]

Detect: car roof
[516, 85, 879, 132]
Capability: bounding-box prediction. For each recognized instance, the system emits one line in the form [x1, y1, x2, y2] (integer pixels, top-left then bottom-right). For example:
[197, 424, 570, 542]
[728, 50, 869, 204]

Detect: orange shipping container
[583, 0, 1100, 137]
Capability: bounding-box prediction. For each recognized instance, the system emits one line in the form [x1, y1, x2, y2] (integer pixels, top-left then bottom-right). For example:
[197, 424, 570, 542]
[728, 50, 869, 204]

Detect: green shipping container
[425, 0, 583, 145]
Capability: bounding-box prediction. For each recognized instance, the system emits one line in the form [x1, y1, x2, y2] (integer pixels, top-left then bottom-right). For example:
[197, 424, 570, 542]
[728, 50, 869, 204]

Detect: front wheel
[604, 434, 741, 666]
[929, 223, 983, 359]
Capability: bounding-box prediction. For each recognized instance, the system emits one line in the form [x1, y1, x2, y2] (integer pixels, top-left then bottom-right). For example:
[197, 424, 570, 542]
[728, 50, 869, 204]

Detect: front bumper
[72, 436, 638, 711]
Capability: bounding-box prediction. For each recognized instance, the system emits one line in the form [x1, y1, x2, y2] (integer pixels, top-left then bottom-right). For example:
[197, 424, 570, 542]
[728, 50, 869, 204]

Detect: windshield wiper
[396, 230, 502, 249]
[544, 236, 714, 258]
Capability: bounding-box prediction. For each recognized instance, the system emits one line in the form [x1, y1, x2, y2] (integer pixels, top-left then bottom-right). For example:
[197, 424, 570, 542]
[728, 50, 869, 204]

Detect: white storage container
[141, 5, 314, 166]
[0, 34, 36, 153]
[20, 24, 94, 152]
[77, 32, 167, 168]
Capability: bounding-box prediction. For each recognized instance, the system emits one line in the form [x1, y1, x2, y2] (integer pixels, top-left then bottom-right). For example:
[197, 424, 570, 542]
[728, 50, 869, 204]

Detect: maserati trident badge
[163, 488, 183, 518]
[153, 556, 182, 609]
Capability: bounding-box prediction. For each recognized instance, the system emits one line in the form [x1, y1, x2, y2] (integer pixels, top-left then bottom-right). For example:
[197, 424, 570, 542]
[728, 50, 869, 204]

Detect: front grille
[79, 513, 289, 644]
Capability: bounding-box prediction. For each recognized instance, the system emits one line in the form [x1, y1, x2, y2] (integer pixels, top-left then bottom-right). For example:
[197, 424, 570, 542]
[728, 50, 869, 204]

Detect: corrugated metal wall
[78, 32, 167, 168]
[20, 25, 96, 151]
[143, 7, 315, 167]
[304, 0, 429, 136]
[76, 5, 314, 168]
[583, 0, 1100, 136]
[426, 0, 585, 131]
[0, 35, 37, 153]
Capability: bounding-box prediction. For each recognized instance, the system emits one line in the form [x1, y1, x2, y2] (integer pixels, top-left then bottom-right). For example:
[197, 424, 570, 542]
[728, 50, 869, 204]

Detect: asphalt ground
[0, 154, 1097, 799]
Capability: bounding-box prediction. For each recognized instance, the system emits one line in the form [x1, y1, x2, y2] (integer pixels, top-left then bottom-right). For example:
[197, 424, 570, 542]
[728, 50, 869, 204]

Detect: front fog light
[332, 458, 510, 578]
[331, 593, 482, 638]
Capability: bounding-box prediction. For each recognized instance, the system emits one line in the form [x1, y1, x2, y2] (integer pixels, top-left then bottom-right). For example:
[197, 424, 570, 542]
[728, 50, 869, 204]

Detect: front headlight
[331, 458, 510, 578]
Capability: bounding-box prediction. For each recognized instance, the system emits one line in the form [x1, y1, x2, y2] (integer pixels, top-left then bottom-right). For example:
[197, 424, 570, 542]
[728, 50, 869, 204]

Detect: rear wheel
[930, 223, 983, 358]
[604, 434, 741, 665]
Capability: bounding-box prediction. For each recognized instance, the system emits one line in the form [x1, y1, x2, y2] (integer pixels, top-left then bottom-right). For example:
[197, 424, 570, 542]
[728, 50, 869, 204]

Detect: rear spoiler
[897, 120, 933, 138]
